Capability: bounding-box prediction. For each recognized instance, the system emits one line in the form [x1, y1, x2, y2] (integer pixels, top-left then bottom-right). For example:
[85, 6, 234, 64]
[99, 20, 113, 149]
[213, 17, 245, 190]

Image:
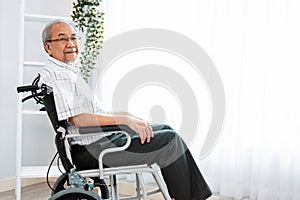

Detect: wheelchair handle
[17, 85, 40, 93]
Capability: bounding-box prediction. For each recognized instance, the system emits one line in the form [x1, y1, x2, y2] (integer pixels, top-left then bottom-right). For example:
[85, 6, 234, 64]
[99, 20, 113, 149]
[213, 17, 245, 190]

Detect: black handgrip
[17, 85, 39, 93]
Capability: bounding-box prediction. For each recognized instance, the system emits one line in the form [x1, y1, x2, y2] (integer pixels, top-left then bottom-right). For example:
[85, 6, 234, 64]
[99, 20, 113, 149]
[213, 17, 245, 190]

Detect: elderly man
[40, 19, 212, 200]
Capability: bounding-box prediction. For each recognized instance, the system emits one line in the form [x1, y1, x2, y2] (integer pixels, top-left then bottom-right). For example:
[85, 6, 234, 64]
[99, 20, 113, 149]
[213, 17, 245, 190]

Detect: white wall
[0, 0, 20, 179]
[0, 0, 74, 180]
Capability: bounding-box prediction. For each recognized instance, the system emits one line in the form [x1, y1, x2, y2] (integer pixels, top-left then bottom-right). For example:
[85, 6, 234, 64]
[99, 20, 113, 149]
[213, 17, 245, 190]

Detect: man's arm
[69, 113, 153, 144]
[108, 111, 145, 121]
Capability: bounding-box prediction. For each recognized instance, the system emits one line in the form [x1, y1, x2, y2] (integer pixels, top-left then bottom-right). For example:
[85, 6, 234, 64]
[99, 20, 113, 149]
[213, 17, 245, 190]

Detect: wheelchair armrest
[68, 124, 134, 179]
[79, 124, 134, 135]
[65, 125, 135, 139]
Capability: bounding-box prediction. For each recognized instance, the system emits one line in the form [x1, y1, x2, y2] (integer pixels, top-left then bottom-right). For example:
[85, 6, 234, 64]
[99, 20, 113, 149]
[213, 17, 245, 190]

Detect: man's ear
[44, 42, 52, 55]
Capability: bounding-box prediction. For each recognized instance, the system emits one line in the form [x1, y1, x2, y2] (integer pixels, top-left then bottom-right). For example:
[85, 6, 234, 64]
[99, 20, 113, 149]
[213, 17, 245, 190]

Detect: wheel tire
[51, 174, 109, 199]
[92, 177, 110, 200]
[51, 174, 69, 196]
[49, 188, 101, 200]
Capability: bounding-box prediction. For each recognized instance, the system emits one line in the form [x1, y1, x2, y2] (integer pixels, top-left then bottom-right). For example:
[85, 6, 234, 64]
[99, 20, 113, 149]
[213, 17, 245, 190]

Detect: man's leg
[160, 148, 212, 200]
[71, 126, 211, 200]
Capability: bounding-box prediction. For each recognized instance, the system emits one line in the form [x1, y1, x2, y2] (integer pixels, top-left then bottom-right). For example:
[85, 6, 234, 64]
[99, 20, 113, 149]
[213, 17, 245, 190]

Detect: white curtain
[101, 0, 300, 199]
[200, 0, 300, 199]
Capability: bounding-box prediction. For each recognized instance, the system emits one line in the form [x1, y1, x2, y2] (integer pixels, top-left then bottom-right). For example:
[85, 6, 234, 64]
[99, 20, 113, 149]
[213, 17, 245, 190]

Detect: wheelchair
[17, 74, 172, 200]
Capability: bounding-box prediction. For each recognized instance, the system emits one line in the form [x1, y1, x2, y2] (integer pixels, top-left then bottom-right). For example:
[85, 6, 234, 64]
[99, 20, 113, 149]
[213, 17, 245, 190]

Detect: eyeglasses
[46, 36, 81, 44]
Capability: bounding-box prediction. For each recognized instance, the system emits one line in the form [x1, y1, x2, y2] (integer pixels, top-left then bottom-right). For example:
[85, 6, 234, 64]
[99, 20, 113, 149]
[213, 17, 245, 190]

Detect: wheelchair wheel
[51, 174, 109, 199]
[49, 188, 101, 200]
[92, 177, 110, 200]
[51, 174, 69, 196]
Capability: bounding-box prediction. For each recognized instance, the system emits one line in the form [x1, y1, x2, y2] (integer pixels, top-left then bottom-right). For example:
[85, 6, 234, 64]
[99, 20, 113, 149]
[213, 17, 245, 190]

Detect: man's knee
[155, 129, 178, 144]
[151, 124, 174, 132]
[161, 124, 173, 130]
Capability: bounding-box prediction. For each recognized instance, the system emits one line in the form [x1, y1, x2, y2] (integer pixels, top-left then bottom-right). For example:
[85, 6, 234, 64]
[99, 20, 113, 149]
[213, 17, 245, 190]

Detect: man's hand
[110, 111, 154, 144]
[124, 116, 153, 144]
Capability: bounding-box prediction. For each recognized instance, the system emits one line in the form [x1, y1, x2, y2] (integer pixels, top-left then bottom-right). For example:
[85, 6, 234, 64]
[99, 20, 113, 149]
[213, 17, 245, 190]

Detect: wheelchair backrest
[42, 92, 74, 172]
[42, 92, 67, 134]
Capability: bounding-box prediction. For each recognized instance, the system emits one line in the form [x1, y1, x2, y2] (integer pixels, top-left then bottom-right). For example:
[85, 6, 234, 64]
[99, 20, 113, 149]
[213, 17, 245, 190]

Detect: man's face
[44, 23, 80, 64]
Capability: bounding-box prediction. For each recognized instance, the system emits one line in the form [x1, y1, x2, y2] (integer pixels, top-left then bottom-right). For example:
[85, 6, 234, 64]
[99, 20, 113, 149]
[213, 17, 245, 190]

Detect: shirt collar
[47, 56, 79, 74]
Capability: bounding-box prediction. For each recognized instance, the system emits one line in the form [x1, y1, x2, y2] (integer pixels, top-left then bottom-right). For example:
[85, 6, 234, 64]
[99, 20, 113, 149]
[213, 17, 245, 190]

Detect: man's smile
[65, 49, 77, 54]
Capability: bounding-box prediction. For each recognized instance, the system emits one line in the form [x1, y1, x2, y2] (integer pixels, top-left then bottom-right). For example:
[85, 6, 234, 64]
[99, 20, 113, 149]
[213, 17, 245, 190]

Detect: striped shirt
[40, 56, 106, 145]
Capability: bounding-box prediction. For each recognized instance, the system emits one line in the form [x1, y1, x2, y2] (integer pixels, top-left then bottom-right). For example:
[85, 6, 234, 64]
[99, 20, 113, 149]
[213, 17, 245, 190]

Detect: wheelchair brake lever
[22, 94, 37, 102]
[21, 92, 45, 102]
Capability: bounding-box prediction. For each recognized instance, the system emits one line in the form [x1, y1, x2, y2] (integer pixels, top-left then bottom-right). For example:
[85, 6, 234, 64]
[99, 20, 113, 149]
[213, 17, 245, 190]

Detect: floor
[0, 181, 54, 200]
[0, 181, 239, 200]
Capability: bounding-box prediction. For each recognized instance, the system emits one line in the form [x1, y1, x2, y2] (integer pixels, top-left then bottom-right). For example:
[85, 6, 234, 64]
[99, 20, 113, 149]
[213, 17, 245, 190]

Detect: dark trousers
[71, 124, 212, 200]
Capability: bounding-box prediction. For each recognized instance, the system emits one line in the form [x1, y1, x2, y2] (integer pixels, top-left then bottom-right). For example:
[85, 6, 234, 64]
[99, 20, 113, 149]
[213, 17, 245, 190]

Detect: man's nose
[66, 38, 76, 46]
